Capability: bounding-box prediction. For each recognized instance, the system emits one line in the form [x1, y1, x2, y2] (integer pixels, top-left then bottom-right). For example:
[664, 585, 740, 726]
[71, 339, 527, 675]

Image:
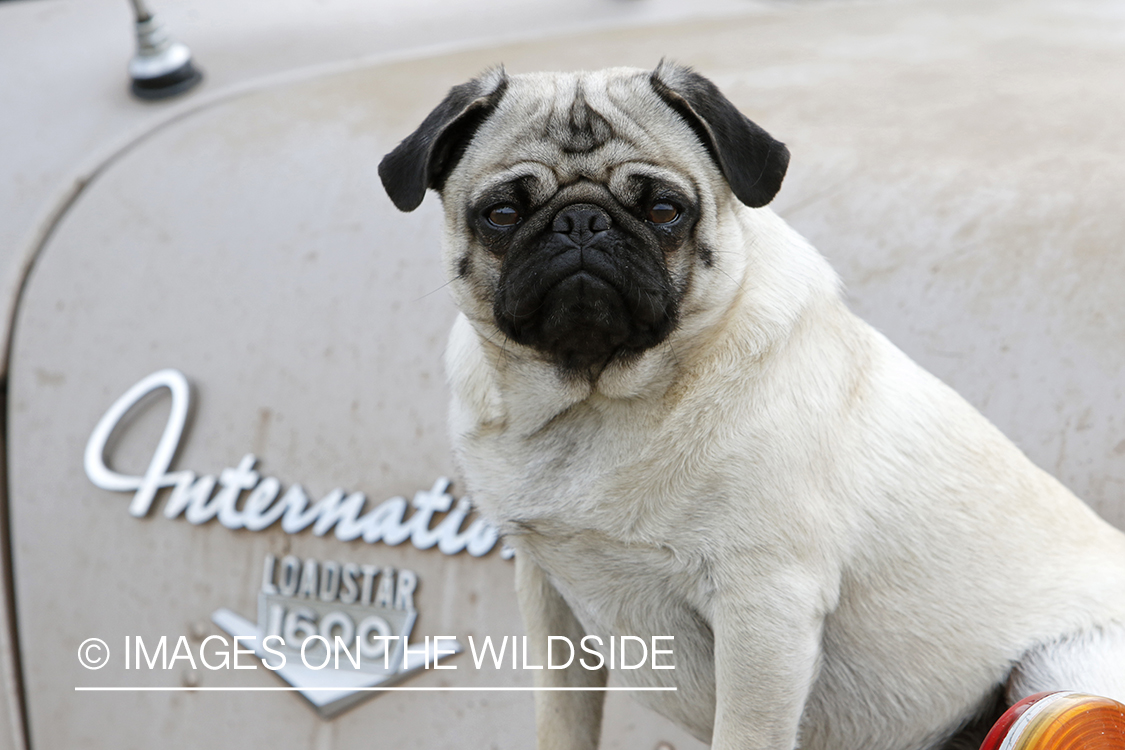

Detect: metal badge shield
[213, 554, 461, 717]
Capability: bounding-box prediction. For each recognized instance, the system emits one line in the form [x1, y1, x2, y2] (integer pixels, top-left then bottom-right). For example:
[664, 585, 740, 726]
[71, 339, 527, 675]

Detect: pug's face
[380, 64, 789, 378]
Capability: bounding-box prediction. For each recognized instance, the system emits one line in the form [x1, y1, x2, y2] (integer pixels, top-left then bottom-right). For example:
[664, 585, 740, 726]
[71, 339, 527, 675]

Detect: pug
[378, 63, 1125, 750]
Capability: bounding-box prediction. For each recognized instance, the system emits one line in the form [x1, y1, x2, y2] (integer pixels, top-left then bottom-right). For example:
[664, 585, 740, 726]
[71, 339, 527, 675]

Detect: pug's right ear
[379, 68, 508, 212]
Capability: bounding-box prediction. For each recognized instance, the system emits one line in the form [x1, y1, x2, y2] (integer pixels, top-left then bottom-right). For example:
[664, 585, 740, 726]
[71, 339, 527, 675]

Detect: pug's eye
[486, 204, 521, 227]
[647, 202, 679, 225]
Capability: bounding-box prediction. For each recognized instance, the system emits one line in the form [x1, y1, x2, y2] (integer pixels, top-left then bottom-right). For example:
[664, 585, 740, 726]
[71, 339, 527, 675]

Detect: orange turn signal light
[979, 692, 1125, 750]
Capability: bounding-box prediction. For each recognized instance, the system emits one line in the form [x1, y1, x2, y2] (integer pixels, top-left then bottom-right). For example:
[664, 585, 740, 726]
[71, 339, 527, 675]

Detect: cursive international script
[84, 369, 508, 557]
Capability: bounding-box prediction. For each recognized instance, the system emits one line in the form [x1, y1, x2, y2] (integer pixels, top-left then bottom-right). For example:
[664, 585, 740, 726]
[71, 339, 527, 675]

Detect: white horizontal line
[75, 686, 676, 692]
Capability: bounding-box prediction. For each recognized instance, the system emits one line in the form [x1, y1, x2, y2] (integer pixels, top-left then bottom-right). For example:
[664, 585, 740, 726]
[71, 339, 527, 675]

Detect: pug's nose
[552, 204, 611, 244]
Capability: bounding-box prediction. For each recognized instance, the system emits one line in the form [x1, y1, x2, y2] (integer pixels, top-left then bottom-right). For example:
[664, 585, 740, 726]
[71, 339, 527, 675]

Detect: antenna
[127, 0, 203, 100]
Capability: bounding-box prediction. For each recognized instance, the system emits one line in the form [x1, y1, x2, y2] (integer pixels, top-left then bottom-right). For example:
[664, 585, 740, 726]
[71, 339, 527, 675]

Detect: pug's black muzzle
[494, 203, 678, 373]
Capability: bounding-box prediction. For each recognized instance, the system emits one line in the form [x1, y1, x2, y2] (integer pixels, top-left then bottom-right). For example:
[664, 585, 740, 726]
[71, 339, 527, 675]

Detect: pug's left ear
[650, 61, 788, 208]
[379, 67, 508, 212]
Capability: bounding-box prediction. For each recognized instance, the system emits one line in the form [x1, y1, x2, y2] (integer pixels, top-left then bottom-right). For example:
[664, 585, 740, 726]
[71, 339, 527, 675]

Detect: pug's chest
[530, 532, 712, 631]
[463, 407, 683, 534]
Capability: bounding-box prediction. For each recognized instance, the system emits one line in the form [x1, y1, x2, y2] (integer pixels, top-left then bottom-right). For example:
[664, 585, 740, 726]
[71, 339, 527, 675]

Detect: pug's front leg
[515, 552, 608, 750]
[710, 568, 828, 750]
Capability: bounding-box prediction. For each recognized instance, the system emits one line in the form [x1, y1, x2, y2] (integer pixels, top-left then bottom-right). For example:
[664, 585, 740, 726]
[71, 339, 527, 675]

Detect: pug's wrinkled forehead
[380, 62, 789, 215]
[453, 68, 707, 205]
